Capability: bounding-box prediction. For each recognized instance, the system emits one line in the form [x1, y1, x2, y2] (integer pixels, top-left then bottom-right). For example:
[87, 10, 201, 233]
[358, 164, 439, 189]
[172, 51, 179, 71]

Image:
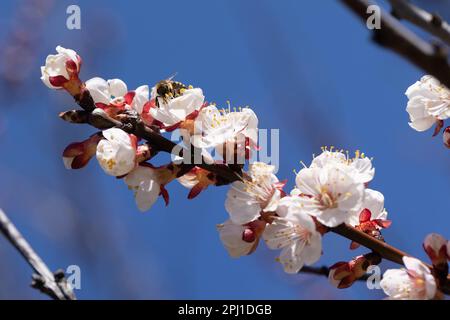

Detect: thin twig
[300, 265, 370, 281]
[388, 0, 450, 46]
[340, 0, 450, 89]
[0, 209, 75, 300]
[331, 223, 450, 294]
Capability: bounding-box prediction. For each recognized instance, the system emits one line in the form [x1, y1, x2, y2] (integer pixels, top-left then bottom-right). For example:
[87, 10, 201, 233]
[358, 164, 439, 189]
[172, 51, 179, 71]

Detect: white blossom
[191, 105, 258, 160]
[380, 256, 437, 300]
[225, 162, 281, 225]
[217, 219, 264, 258]
[310, 149, 374, 184]
[405, 75, 450, 132]
[294, 165, 365, 227]
[40, 46, 80, 89]
[150, 88, 204, 126]
[96, 128, 136, 176]
[263, 196, 322, 273]
[85, 77, 128, 105]
[348, 188, 387, 227]
[124, 166, 161, 212]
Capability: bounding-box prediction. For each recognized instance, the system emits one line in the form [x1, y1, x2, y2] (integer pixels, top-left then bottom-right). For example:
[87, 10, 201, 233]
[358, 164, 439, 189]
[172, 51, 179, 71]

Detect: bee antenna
[166, 72, 178, 81]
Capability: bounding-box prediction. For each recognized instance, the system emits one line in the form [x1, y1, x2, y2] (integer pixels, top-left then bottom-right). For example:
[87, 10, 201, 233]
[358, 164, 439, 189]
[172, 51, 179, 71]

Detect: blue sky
[0, 0, 448, 299]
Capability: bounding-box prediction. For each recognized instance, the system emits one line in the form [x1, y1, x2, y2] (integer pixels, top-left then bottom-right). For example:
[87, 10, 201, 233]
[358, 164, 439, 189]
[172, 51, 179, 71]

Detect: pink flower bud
[443, 127, 450, 149]
[41, 46, 82, 95]
[329, 253, 381, 289]
[242, 228, 256, 243]
[423, 233, 448, 267]
[329, 262, 354, 289]
[63, 133, 102, 169]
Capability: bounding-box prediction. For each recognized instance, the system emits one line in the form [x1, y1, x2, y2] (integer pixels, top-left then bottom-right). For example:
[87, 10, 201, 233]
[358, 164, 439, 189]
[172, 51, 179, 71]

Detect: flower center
[293, 224, 312, 244]
[318, 187, 338, 209]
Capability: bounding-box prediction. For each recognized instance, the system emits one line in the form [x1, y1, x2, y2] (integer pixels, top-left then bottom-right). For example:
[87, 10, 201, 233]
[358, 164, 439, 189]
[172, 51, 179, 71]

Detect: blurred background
[0, 0, 448, 299]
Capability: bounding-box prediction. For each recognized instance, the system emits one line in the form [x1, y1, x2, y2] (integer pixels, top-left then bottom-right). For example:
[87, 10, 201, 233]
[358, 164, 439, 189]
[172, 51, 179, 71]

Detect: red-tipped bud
[443, 127, 450, 148]
[62, 133, 102, 169]
[178, 167, 217, 200]
[329, 253, 381, 289]
[41, 46, 83, 96]
[423, 233, 449, 268]
[329, 262, 354, 289]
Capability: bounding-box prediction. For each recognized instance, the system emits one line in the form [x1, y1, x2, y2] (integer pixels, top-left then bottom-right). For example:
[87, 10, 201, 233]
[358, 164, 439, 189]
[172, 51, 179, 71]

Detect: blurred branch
[340, 0, 450, 88]
[0, 209, 75, 300]
[388, 0, 450, 46]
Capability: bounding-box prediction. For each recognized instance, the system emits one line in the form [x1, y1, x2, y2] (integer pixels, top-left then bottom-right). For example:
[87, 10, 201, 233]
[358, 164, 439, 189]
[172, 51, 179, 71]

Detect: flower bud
[443, 127, 450, 148]
[217, 219, 265, 258]
[41, 46, 82, 95]
[329, 253, 381, 289]
[423, 233, 449, 268]
[63, 133, 102, 169]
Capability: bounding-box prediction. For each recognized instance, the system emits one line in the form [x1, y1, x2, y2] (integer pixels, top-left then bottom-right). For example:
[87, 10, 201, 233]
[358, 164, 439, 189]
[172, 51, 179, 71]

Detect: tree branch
[300, 265, 371, 281]
[331, 223, 450, 294]
[388, 0, 450, 46]
[62, 88, 245, 186]
[340, 0, 450, 89]
[0, 209, 76, 300]
[332, 223, 408, 265]
[64, 87, 450, 295]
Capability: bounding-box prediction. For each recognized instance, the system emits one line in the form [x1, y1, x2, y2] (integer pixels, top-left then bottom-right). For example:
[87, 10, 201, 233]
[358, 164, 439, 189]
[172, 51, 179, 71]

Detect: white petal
[217, 220, 254, 258]
[403, 256, 430, 276]
[63, 157, 74, 169]
[107, 79, 128, 98]
[225, 182, 261, 225]
[124, 166, 160, 212]
[96, 128, 136, 176]
[362, 189, 385, 218]
[380, 269, 412, 299]
[86, 77, 111, 105]
[131, 85, 149, 114]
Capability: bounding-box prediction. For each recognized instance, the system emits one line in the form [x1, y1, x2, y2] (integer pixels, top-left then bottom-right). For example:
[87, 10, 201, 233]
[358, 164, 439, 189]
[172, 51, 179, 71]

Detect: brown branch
[388, 0, 450, 46]
[0, 209, 76, 300]
[332, 223, 408, 265]
[331, 223, 450, 294]
[340, 0, 450, 89]
[300, 266, 371, 281]
[64, 86, 450, 295]
[84, 109, 242, 184]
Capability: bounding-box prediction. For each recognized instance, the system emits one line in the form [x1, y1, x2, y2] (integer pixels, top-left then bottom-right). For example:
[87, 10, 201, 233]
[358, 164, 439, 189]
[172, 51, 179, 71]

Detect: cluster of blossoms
[42, 46, 258, 211]
[380, 233, 449, 300]
[219, 147, 390, 275]
[42, 46, 448, 300]
[405, 75, 450, 147]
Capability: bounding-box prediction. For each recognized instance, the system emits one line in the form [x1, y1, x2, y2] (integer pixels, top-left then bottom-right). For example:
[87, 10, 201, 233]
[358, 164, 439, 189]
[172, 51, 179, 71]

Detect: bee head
[156, 80, 174, 98]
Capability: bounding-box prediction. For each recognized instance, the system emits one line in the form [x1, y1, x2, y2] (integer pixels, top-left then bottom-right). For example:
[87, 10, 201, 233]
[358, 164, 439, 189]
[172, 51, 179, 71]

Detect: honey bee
[154, 74, 187, 107]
